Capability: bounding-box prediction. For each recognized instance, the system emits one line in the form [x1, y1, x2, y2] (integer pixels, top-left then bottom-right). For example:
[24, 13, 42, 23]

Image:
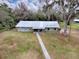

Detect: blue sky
[0, 0, 46, 12]
[8, 0, 17, 3]
[8, 0, 33, 3]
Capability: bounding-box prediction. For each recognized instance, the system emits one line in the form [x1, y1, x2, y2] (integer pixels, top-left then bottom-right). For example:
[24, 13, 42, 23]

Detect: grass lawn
[0, 30, 44, 59]
[60, 22, 79, 30]
[40, 30, 79, 59]
[70, 23, 79, 30]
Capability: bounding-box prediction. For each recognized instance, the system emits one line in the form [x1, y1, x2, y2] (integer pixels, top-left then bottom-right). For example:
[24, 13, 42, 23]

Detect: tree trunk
[64, 19, 68, 34]
[47, 7, 51, 21]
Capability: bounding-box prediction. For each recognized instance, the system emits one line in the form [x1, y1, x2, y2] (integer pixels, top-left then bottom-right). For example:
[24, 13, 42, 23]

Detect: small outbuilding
[74, 19, 79, 23]
[15, 21, 60, 32]
[75, 7, 79, 13]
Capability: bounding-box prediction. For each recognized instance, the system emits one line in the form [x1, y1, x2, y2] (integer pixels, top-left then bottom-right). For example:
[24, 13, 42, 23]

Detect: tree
[13, 2, 30, 20]
[42, 0, 79, 36]
[0, 4, 15, 30]
[43, 0, 56, 21]
[58, 0, 79, 36]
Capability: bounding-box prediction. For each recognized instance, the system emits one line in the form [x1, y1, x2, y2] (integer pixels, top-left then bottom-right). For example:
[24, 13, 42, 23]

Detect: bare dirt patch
[71, 30, 79, 39]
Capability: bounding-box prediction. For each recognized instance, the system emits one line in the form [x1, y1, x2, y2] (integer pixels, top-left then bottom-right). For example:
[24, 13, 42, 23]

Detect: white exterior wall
[16, 27, 32, 32]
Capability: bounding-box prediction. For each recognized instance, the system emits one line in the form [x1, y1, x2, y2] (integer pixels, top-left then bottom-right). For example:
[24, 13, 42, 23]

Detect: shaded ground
[0, 31, 44, 59]
[40, 30, 79, 59]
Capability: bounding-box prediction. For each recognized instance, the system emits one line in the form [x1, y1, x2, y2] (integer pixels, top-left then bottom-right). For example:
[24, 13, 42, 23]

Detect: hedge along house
[15, 21, 60, 32]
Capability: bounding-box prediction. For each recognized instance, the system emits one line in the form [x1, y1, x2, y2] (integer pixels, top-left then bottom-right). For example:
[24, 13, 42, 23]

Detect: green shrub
[0, 5, 16, 31]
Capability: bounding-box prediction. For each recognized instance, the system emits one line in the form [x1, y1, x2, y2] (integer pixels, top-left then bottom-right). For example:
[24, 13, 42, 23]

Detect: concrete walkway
[35, 32, 51, 59]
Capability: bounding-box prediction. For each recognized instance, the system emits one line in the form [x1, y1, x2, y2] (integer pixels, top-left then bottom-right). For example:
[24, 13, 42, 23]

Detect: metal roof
[16, 21, 60, 29]
[74, 19, 79, 22]
[76, 7, 79, 10]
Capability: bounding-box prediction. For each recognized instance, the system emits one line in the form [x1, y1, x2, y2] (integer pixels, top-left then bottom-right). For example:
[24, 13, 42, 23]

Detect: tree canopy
[0, 4, 15, 30]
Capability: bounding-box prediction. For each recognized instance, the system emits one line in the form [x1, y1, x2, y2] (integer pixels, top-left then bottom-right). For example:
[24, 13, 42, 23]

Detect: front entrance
[33, 29, 43, 32]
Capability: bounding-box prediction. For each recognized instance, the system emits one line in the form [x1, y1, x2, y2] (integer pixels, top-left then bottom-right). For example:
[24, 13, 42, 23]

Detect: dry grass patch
[40, 30, 79, 59]
[0, 31, 44, 59]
